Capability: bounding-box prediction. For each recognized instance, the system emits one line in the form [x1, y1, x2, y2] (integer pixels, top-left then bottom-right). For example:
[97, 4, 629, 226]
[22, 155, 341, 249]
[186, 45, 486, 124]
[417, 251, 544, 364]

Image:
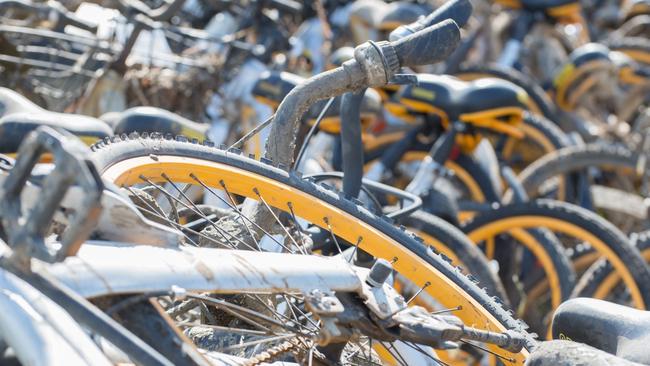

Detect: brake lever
[387, 73, 419, 86]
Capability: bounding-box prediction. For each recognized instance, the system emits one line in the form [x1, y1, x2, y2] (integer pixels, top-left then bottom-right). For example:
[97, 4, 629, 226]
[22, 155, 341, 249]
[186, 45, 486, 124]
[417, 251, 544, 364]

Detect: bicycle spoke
[461, 340, 515, 363]
[189, 173, 287, 251]
[140, 175, 257, 251]
[253, 188, 299, 253]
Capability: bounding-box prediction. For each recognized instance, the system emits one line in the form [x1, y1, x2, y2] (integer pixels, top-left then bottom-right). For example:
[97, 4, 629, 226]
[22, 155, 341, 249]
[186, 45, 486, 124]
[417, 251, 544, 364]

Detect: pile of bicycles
[0, 0, 649, 365]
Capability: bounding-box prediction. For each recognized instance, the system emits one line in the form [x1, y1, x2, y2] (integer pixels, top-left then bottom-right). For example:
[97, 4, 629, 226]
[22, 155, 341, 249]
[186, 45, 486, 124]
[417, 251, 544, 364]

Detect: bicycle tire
[91, 132, 536, 363]
[498, 112, 571, 174]
[514, 144, 647, 230]
[461, 199, 650, 310]
[517, 144, 640, 199]
[574, 230, 650, 301]
[526, 340, 644, 366]
[400, 210, 508, 302]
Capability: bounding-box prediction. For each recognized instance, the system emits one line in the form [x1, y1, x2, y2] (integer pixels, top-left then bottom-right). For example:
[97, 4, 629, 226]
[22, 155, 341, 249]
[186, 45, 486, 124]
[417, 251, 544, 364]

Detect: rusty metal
[243, 337, 305, 366]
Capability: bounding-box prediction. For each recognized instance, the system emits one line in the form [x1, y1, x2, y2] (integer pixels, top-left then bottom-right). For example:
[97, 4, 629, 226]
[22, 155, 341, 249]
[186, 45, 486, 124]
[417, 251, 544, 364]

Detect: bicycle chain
[243, 337, 305, 366]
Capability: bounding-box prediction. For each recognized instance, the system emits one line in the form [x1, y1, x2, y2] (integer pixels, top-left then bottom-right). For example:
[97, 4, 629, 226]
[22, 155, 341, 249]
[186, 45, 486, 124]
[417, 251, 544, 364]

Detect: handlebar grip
[389, 0, 472, 41]
[390, 19, 460, 68]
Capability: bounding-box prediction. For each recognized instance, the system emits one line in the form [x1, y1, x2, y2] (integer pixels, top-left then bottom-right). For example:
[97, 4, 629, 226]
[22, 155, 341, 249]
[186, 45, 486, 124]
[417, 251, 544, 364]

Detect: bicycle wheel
[400, 210, 508, 302]
[495, 112, 570, 173]
[465, 214, 576, 335]
[462, 199, 650, 312]
[515, 144, 649, 233]
[91, 133, 535, 364]
[574, 230, 650, 303]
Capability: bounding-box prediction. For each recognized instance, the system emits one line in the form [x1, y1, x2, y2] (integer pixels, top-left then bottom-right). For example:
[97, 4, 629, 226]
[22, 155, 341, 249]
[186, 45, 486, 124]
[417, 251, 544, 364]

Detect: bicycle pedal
[0, 126, 103, 266]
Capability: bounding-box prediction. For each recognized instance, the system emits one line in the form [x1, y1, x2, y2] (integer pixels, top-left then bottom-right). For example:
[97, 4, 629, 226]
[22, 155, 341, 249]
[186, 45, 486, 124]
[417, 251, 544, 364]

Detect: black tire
[517, 144, 640, 198]
[461, 199, 650, 309]
[453, 65, 559, 122]
[400, 210, 508, 302]
[526, 340, 645, 366]
[421, 186, 461, 225]
[574, 230, 650, 300]
[514, 145, 648, 233]
[497, 112, 571, 175]
[461, 208, 576, 317]
[520, 112, 571, 150]
[90, 133, 537, 351]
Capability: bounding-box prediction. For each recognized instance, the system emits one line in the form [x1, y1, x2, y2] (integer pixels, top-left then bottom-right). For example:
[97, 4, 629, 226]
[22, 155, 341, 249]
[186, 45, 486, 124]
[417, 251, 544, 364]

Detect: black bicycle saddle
[0, 87, 113, 152]
[551, 297, 650, 364]
[520, 0, 579, 12]
[397, 74, 528, 121]
[252, 70, 306, 109]
[0, 112, 113, 153]
[112, 106, 208, 141]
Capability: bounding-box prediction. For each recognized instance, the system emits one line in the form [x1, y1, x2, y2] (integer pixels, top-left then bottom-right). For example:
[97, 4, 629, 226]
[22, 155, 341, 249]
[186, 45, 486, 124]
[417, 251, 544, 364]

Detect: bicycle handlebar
[389, 0, 472, 41]
[265, 20, 461, 169]
[390, 19, 463, 71]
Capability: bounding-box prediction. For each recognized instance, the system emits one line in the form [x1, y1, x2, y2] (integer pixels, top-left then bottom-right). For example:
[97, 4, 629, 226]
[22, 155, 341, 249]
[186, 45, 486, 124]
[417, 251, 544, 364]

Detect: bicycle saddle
[252, 70, 306, 109]
[376, 2, 430, 31]
[521, 0, 579, 11]
[112, 107, 208, 141]
[395, 74, 527, 136]
[253, 71, 383, 134]
[527, 340, 645, 366]
[0, 87, 43, 118]
[0, 112, 113, 153]
[551, 297, 650, 364]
